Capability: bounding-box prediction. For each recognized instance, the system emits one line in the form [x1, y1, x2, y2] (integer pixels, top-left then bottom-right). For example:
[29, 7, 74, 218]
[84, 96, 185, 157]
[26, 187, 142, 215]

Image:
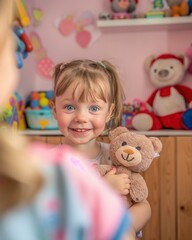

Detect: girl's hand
[104, 168, 130, 195]
[121, 227, 136, 240]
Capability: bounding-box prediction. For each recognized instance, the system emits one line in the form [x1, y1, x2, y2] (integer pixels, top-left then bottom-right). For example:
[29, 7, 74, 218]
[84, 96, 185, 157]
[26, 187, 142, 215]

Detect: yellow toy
[15, 0, 30, 27]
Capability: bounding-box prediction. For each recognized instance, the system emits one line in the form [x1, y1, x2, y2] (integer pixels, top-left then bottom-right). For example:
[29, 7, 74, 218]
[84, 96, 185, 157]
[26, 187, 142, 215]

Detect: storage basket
[25, 109, 58, 130]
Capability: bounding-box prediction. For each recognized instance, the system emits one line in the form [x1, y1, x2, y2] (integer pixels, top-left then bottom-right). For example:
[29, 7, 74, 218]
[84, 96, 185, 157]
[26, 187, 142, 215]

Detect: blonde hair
[0, 0, 15, 50]
[0, 0, 18, 109]
[53, 59, 125, 128]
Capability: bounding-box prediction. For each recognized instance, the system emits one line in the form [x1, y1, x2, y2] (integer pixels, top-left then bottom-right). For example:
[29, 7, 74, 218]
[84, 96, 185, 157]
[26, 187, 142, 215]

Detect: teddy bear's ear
[179, 54, 189, 70]
[149, 137, 163, 153]
[109, 126, 128, 141]
[144, 55, 156, 73]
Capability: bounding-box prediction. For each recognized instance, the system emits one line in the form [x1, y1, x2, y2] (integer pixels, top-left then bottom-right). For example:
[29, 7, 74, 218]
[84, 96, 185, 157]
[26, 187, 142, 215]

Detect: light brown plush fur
[96, 126, 162, 207]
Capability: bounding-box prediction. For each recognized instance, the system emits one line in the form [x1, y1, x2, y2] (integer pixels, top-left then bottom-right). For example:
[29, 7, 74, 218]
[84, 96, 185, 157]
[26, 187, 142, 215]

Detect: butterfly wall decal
[54, 11, 101, 48]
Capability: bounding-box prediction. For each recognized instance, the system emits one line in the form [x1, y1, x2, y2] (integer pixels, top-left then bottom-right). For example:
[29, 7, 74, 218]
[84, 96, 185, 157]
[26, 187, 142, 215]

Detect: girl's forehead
[59, 78, 109, 102]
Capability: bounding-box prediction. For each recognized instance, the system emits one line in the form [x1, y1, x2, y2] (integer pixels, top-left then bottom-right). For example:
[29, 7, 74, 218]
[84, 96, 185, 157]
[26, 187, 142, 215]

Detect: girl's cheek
[93, 117, 107, 127]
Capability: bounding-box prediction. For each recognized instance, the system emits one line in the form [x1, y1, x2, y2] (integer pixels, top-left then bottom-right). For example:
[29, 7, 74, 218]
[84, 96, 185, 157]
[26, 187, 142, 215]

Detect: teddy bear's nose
[123, 149, 134, 155]
[158, 69, 169, 78]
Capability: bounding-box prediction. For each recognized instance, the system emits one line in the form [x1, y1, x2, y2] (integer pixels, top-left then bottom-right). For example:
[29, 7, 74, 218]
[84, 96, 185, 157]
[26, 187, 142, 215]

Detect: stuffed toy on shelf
[132, 53, 192, 131]
[166, 0, 189, 16]
[95, 126, 162, 207]
[110, 0, 138, 19]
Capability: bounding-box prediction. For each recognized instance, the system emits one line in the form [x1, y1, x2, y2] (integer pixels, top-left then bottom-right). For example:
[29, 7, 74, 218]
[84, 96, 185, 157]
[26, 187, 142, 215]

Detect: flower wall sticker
[54, 11, 101, 48]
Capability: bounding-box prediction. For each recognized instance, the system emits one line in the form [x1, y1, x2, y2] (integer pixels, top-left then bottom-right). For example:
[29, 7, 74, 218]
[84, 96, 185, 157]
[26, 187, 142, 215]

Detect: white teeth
[74, 128, 87, 132]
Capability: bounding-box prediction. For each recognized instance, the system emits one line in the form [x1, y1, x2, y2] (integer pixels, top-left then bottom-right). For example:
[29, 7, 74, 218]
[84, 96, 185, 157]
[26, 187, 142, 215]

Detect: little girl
[52, 59, 151, 239]
[0, 2, 132, 239]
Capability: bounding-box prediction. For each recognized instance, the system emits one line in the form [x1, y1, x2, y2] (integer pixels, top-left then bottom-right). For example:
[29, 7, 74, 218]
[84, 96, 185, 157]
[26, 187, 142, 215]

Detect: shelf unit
[97, 16, 192, 30]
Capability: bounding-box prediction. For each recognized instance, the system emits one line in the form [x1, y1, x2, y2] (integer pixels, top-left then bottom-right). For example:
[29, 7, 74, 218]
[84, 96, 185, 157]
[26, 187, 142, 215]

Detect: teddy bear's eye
[170, 66, 173, 69]
[136, 146, 141, 151]
[122, 141, 127, 146]
[154, 69, 157, 73]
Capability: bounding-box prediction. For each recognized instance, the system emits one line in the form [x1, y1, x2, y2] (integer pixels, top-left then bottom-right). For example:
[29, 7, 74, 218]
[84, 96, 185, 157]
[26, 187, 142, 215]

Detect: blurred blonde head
[0, 0, 18, 109]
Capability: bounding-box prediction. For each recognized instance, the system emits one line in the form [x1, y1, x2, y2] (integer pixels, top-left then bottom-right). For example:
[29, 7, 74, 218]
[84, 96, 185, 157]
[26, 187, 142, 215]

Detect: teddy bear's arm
[130, 173, 148, 202]
[175, 85, 192, 105]
[146, 89, 159, 107]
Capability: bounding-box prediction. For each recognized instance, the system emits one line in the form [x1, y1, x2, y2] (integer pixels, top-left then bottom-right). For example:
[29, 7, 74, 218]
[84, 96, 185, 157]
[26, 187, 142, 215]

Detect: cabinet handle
[180, 205, 185, 211]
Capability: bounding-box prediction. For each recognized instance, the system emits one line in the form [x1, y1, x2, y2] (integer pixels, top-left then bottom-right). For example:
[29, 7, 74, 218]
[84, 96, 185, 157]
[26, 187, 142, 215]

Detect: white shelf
[97, 16, 192, 30]
[20, 129, 192, 137]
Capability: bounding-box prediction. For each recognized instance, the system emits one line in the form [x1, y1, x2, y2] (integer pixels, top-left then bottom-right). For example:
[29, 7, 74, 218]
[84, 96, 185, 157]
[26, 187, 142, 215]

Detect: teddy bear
[132, 53, 192, 131]
[96, 126, 162, 208]
[110, 0, 138, 19]
[166, 0, 189, 16]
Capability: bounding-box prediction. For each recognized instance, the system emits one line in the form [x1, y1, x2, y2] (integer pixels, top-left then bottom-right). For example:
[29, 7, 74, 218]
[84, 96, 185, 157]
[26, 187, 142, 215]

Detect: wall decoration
[54, 11, 101, 48]
[30, 31, 55, 80]
[32, 8, 44, 26]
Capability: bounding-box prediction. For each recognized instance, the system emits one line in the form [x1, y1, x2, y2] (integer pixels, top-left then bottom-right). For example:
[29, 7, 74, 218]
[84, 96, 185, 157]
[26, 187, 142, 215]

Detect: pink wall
[18, 0, 192, 103]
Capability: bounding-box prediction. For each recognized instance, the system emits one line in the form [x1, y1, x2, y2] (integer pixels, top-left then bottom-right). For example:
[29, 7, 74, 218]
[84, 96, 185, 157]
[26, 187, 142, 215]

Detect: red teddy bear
[132, 53, 192, 130]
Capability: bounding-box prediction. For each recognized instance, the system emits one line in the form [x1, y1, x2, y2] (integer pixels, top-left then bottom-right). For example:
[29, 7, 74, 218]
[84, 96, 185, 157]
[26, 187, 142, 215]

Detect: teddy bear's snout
[158, 69, 169, 78]
[123, 148, 134, 155]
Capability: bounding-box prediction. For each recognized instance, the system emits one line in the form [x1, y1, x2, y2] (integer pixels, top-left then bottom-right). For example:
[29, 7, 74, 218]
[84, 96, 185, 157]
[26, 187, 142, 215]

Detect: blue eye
[89, 105, 99, 112]
[64, 105, 75, 111]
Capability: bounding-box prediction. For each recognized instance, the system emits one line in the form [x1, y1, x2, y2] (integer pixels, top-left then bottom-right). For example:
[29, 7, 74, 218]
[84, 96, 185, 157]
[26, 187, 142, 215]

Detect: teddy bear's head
[109, 127, 162, 172]
[144, 53, 189, 88]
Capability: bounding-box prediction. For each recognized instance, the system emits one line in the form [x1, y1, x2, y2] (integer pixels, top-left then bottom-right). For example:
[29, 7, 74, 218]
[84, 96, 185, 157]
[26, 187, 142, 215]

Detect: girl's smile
[69, 127, 92, 137]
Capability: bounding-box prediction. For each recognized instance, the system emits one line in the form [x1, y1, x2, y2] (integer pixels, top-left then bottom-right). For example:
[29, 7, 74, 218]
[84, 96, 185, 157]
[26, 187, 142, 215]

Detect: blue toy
[188, 0, 192, 14]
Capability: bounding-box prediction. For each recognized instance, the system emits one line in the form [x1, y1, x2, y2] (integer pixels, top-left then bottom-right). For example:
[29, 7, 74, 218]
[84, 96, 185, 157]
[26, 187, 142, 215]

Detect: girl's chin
[71, 137, 92, 145]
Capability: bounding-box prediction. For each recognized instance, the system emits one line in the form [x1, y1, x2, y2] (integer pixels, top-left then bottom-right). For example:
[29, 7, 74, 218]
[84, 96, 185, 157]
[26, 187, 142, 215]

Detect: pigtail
[53, 63, 63, 81]
[52, 63, 65, 94]
[102, 60, 125, 128]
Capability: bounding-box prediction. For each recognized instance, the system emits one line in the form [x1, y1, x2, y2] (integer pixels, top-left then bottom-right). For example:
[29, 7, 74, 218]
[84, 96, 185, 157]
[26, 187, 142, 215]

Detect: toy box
[24, 91, 58, 130]
[25, 109, 58, 130]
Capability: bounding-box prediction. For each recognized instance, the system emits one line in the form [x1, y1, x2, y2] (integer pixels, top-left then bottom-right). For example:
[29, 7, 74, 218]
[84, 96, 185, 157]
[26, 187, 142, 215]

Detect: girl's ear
[106, 103, 115, 122]
[50, 100, 57, 120]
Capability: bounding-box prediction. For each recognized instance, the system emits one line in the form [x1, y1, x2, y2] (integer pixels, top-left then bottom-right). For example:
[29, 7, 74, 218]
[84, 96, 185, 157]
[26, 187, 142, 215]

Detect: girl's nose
[74, 110, 88, 123]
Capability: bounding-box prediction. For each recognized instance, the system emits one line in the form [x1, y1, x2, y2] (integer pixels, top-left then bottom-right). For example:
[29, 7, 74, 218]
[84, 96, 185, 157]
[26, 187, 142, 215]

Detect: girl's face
[53, 82, 113, 145]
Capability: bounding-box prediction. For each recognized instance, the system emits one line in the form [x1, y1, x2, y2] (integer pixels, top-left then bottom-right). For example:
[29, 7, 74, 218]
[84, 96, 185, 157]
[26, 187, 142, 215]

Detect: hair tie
[60, 63, 65, 70]
[97, 61, 106, 69]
